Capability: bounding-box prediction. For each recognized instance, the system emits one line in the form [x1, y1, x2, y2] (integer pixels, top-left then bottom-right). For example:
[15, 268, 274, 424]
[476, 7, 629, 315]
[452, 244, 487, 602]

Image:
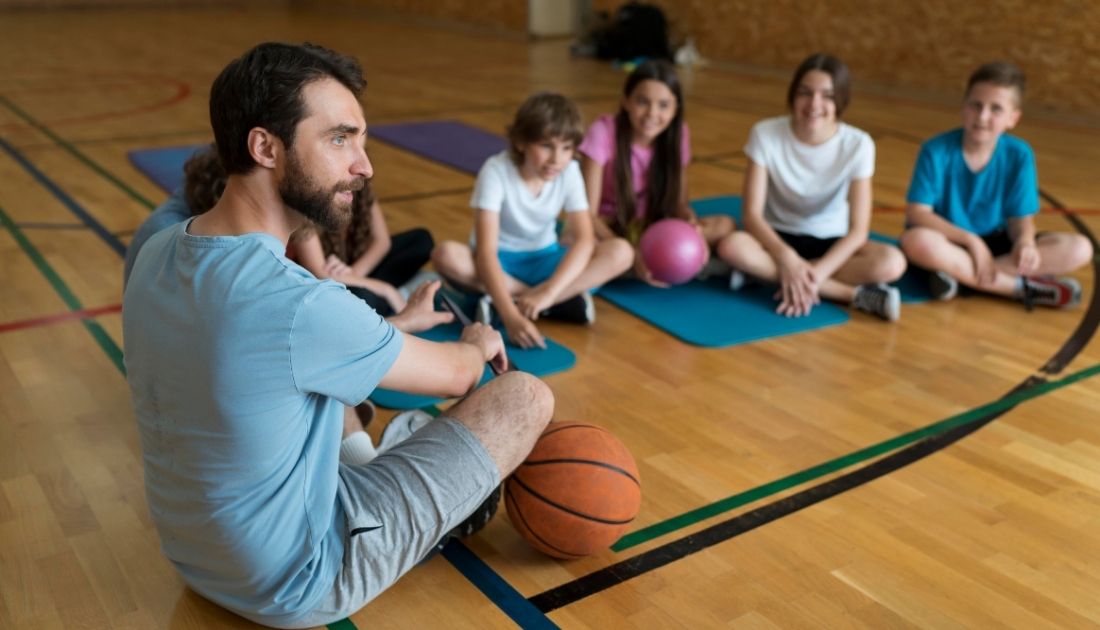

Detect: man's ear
[246, 127, 281, 170]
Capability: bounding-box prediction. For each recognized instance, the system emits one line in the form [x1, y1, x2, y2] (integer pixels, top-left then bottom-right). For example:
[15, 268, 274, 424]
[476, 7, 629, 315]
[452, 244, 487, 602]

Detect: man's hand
[459, 321, 510, 373]
[387, 281, 453, 333]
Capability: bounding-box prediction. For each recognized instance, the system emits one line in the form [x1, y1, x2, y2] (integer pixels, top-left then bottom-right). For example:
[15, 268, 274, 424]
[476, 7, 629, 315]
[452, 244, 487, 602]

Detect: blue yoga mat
[370, 290, 576, 409]
[128, 143, 208, 193]
[369, 120, 507, 175]
[597, 277, 850, 347]
[692, 195, 931, 303]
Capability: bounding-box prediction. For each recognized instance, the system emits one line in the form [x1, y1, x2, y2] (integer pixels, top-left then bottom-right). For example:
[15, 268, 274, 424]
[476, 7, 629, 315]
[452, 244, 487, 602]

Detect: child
[123, 145, 225, 287]
[715, 53, 906, 321]
[579, 59, 734, 286]
[290, 184, 434, 316]
[431, 92, 633, 349]
[899, 61, 1091, 307]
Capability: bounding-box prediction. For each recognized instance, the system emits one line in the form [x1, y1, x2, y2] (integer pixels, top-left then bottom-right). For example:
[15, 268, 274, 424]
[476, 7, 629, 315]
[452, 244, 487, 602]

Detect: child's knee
[430, 241, 461, 271]
[880, 246, 908, 282]
[898, 228, 938, 261]
[605, 237, 635, 271]
[1071, 234, 1094, 268]
[716, 231, 756, 264]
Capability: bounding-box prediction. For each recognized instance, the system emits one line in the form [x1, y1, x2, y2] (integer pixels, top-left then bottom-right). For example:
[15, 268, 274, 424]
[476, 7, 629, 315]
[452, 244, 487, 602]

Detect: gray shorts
[287, 417, 499, 628]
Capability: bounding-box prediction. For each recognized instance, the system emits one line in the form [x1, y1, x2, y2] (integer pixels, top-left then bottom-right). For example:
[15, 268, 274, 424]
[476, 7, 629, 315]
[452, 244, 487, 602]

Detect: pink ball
[639, 219, 707, 285]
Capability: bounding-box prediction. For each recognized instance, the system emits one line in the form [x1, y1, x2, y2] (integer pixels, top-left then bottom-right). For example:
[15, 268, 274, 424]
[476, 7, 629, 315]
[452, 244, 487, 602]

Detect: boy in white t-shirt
[432, 93, 633, 349]
[716, 53, 907, 321]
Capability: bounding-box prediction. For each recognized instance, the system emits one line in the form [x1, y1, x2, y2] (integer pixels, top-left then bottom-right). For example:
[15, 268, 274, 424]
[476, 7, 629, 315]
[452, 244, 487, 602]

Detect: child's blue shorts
[498, 243, 568, 287]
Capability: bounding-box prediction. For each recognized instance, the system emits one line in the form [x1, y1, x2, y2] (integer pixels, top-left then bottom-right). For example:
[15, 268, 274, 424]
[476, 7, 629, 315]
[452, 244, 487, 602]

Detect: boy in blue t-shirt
[900, 61, 1091, 308]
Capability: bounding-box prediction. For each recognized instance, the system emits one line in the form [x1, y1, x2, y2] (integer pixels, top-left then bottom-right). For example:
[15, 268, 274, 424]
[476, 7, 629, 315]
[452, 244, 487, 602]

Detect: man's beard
[278, 150, 364, 232]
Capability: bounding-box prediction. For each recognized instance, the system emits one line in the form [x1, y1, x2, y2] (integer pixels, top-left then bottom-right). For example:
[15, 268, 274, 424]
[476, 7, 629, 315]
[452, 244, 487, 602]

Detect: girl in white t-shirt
[432, 93, 633, 349]
[716, 53, 906, 321]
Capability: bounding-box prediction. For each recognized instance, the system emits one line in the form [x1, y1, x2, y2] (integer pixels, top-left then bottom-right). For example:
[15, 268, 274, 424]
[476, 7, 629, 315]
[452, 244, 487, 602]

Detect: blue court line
[442, 540, 558, 629]
[0, 136, 127, 257]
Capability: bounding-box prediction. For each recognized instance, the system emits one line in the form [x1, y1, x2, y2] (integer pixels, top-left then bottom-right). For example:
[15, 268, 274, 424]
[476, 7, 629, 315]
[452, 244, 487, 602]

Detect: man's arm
[378, 322, 505, 398]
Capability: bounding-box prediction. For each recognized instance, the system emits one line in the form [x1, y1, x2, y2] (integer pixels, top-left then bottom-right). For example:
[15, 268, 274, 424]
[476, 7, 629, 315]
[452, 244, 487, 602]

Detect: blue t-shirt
[906, 128, 1039, 236]
[123, 221, 403, 625]
[122, 190, 192, 287]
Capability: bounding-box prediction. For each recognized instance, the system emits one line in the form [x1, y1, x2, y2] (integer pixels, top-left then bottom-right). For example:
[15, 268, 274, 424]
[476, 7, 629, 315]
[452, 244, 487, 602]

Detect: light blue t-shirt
[123, 221, 403, 625]
[906, 128, 1039, 236]
[122, 190, 192, 287]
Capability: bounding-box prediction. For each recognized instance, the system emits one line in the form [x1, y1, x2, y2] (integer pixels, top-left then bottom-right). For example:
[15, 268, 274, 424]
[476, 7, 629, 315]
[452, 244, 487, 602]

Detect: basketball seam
[509, 475, 636, 525]
[538, 423, 594, 439]
[520, 458, 640, 486]
[505, 482, 586, 559]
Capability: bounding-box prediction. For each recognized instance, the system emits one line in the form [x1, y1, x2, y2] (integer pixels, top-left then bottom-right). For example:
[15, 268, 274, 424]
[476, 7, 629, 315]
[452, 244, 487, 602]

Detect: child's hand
[515, 286, 557, 320]
[324, 254, 352, 277]
[1013, 239, 1041, 276]
[966, 237, 997, 286]
[633, 253, 670, 288]
[502, 312, 547, 350]
[775, 250, 819, 317]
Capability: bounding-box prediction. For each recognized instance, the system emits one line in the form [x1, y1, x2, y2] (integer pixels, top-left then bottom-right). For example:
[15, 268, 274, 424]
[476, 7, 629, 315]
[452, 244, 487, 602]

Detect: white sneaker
[729, 270, 746, 291]
[852, 283, 901, 322]
[475, 295, 493, 324]
[379, 409, 435, 453]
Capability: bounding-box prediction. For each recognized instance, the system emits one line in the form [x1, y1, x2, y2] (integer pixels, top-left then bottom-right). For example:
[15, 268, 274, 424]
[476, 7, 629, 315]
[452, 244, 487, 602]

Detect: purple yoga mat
[369, 120, 507, 175]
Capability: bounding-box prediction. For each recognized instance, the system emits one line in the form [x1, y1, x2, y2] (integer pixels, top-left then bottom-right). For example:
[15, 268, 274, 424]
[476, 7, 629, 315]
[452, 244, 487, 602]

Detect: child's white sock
[339, 431, 377, 466]
[1013, 275, 1025, 298]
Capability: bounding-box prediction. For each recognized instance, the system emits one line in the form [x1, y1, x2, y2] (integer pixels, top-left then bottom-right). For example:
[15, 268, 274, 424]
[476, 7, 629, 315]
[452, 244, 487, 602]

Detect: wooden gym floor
[2, 5, 1100, 629]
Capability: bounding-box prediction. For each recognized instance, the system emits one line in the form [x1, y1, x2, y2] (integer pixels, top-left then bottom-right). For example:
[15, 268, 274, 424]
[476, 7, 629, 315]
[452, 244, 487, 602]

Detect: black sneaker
[418, 485, 501, 564]
[1020, 276, 1082, 310]
[540, 293, 595, 324]
[928, 270, 958, 301]
[852, 283, 901, 321]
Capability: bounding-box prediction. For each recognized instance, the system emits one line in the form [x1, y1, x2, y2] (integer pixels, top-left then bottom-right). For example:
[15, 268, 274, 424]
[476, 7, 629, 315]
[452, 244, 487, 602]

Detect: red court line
[0, 72, 190, 132]
[0, 303, 122, 334]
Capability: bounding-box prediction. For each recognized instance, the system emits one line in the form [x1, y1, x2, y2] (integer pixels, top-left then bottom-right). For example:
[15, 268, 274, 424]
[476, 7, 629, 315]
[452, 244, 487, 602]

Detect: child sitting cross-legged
[900, 61, 1092, 308]
[432, 92, 633, 349]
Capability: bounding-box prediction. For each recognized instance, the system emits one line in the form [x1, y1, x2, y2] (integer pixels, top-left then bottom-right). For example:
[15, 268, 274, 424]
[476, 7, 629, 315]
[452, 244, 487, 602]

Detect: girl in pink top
[579, 60, 734, 286]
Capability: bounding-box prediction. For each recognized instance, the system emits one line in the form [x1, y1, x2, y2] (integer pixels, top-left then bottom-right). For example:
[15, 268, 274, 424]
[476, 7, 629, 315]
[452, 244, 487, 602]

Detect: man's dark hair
[209, 42, 366, 175]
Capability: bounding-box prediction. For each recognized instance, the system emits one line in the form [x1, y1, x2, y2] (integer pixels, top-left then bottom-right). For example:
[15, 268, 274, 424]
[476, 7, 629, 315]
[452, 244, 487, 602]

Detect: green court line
[0, 95, 156, 210]
[0, 204, 125, 375]
[613, 363, 1100, 551]
[327, 618, 358, 630]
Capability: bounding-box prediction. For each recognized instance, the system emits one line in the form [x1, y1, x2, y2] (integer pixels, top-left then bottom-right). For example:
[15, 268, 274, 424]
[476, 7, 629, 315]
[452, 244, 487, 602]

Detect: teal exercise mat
[128, 143, 208, 193]
[596, 276, 850, 348]
[691, 195, 931, 304]
[369, 291, 576, 409]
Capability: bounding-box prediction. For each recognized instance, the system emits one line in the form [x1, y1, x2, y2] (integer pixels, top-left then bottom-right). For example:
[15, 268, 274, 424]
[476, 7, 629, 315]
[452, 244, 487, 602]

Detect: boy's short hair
[183, 144, 227, 215]
[506, 92, 584, 166]
[787, 53, 851, 118]
[209, 42, 366, 175]
[966, 61, 1026, 105]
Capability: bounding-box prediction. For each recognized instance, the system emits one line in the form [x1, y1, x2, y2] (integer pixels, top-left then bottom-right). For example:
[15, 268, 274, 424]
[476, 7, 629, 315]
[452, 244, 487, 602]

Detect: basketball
[505, 421, 641, 559]
[639, 218, 708, 285]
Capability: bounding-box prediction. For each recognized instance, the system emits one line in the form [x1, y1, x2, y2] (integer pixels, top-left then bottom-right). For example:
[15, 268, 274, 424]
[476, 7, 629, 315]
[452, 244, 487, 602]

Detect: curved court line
[0, 73, 190, 132]
[527, 193, 1100, 610]
[0, 95, 157, 210]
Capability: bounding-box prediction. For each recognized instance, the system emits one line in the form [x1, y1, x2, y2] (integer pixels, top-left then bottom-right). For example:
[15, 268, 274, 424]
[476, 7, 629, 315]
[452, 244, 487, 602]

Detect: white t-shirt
[469, 151, 588, 252]
[744, 116, 875, 239]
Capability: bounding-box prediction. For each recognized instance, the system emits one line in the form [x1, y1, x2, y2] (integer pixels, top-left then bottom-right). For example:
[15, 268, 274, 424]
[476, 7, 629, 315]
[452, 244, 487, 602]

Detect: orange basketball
[505, 421, 641, 559]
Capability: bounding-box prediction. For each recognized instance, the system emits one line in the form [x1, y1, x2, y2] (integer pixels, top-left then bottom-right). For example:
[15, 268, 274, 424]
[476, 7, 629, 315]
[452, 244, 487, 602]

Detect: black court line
[528, 188, 1100, 612]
